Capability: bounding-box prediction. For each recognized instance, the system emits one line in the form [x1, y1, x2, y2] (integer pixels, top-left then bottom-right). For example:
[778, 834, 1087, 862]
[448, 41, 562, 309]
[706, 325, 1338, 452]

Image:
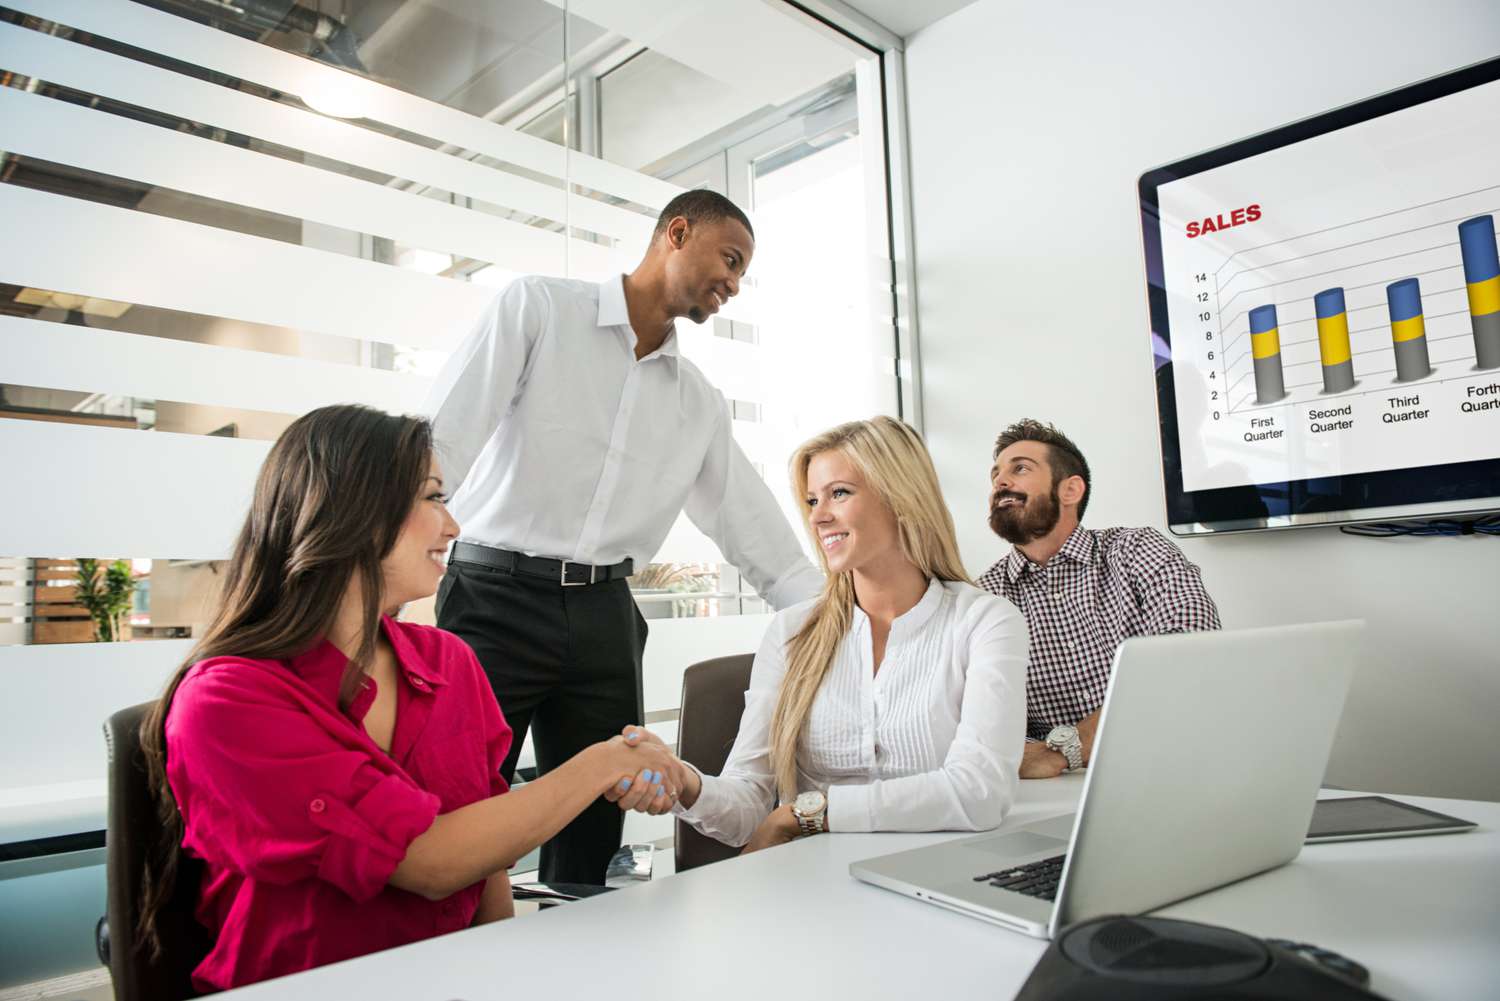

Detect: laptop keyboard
[973, 853, 1067, 901]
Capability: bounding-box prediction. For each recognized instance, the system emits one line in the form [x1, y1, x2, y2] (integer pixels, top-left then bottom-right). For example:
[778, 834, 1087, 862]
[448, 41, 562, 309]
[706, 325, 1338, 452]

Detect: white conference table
[218, 777, 1499, 1000]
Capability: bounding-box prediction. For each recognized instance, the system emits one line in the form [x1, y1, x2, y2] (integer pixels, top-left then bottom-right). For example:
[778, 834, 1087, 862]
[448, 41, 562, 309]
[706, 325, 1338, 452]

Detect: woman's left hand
[741, 804, 801, 854]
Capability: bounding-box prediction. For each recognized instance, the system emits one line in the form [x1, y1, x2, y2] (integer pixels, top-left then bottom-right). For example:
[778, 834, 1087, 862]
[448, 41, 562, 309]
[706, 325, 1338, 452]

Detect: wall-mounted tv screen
[1139, 56, 1500, 534]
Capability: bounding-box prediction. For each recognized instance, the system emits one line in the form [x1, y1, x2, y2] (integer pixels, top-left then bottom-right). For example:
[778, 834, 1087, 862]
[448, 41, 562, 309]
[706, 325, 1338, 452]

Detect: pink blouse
[165, 616, 511, 992]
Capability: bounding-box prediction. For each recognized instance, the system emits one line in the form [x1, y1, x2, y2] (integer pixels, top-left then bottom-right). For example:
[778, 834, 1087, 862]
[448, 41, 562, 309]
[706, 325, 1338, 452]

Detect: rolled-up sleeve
[826, 600, 1028, 834]
[167, 666, 441, 903]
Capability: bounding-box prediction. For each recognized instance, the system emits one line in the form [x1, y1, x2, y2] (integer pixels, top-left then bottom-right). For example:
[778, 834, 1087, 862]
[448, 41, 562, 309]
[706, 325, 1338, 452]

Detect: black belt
[450, 542, 634, 587]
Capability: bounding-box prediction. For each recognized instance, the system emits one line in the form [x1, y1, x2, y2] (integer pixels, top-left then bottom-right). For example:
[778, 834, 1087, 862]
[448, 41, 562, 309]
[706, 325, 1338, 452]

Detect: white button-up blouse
[676, 578, 1029, 844]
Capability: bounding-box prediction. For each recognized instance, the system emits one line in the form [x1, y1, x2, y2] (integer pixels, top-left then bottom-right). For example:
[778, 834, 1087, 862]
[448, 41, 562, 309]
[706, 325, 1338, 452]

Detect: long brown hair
[770, 417, 970, 801]
[137, 404, 433, 955]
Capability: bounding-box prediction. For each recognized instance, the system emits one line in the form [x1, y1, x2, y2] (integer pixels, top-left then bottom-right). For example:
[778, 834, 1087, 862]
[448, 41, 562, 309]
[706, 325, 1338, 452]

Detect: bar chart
[1155, 72, 1500, 493]
[1238, 214, 1500, 412]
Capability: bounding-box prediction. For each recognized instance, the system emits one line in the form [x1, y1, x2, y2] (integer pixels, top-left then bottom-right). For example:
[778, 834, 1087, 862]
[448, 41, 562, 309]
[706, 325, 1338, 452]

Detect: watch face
[794, 790, 826, 816]
[1047, 725, 1078, 745]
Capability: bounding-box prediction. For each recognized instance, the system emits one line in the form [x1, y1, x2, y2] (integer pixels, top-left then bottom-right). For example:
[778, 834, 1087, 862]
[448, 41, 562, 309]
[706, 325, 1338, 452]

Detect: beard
[988, 484, 1062, 544]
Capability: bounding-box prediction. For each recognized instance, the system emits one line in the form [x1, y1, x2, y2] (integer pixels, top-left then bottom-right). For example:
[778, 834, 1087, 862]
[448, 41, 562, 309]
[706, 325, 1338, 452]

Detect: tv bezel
[1138, 55, 1500, 536]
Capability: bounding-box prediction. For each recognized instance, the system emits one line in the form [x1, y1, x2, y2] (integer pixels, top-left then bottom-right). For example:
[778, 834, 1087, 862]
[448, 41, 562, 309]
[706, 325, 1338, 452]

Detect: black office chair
[99, 701, 211, 1001]
[674, 653, 756, 872]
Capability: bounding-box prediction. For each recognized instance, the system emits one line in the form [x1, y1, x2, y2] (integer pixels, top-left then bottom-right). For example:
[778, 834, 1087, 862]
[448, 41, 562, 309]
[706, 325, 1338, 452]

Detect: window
[0, 0, 909, 788]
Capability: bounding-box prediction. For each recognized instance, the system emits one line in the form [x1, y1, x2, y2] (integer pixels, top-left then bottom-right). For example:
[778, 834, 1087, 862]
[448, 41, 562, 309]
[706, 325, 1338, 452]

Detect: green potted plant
[74, 558, 137, 642]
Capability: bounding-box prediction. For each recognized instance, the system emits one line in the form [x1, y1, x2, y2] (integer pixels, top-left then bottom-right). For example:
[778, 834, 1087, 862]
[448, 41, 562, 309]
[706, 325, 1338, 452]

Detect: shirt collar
[1004, 524, 1095, 582]
[849, 576, 945, 635]
[893, 577, 946, 635]
[598, 273, 679, 360]
[1056, 524, 1096, 565]
[286, 616, 446, 703]
[383, 616, 446, 690]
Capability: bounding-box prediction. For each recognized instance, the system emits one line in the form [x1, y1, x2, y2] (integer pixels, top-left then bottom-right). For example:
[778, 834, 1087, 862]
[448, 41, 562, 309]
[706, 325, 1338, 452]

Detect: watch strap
[1059, 738, 1083, 771]
[793, 800, 827, 835]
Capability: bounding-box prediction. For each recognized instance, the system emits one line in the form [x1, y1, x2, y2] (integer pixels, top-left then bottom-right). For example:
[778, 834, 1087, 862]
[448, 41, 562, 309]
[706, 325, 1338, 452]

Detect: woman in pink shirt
[136, 404, 675, 992]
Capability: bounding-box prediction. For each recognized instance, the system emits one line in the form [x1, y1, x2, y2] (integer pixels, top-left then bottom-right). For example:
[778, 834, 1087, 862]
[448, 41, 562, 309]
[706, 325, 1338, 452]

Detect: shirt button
[410, 676, 428, 691]
[309, 798, 326, 814]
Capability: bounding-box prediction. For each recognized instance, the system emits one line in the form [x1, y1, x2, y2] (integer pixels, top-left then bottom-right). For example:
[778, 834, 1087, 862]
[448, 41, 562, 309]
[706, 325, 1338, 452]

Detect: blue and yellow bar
[1387, 278, 1431, 382]
[1313, 287, 1355, 393]
[1459, 214, 1500, 370]
[1248, 303, 1286, 403]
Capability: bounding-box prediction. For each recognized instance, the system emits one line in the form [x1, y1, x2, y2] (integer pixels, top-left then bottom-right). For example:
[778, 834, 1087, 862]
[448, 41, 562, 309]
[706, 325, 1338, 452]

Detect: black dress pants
[435, 559, 646, 885]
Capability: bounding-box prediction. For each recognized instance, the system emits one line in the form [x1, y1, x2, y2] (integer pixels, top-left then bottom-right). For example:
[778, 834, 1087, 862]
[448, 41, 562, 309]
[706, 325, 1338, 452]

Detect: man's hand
[741, 804, 801, 854]
[1020, 740, 1068, 779]
[1076, 710, 1101, 765]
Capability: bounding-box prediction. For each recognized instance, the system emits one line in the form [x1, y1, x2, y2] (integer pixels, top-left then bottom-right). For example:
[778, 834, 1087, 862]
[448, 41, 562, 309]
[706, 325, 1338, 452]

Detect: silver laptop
[850, 620, 1361, 938]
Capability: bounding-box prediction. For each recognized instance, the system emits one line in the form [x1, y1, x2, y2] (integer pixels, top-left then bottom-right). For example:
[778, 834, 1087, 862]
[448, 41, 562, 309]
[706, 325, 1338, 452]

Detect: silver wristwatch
[791, 790, 828, 835]
[1045, 724, 1084, 771]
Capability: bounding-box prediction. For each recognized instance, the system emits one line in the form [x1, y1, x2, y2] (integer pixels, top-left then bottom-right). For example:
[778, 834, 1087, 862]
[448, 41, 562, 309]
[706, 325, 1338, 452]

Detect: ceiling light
[301, 71, 370, 120]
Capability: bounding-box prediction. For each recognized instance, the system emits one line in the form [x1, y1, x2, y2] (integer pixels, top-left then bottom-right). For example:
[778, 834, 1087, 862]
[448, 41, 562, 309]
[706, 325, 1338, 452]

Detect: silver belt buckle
[560, 559, 596, 587]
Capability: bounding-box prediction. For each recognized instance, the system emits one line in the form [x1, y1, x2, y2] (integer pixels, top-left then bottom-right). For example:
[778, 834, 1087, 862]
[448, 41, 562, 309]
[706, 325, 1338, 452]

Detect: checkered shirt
[976, 525, 1221, 740]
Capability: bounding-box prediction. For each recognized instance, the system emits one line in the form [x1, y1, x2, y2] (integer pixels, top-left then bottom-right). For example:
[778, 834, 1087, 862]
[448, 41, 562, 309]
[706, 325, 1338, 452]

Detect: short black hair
[993, 419, 1092, 521]
[652, 189, 754, 242]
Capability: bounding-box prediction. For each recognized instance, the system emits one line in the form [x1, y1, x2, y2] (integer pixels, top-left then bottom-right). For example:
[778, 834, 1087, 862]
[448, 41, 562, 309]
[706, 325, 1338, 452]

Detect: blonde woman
[615, 417, 1028, 850]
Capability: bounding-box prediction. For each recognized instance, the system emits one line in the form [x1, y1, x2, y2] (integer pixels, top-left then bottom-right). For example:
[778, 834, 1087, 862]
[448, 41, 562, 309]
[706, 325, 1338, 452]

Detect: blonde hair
[769, 416, 970, 801]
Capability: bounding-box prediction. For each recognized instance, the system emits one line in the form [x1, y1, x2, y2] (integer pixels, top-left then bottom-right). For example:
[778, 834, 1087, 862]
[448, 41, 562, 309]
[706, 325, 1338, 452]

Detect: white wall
[906, 0, 1500, 801]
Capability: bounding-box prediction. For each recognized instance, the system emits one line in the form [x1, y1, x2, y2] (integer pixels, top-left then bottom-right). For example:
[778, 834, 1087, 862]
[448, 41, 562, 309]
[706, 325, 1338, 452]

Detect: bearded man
[976, 419, 1221, 779]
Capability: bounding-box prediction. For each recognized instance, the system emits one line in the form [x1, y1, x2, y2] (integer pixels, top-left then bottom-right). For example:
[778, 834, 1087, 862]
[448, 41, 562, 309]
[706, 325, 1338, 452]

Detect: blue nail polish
[619, 778, 631, 791]
[650, 770, 661, 784]
[655, 785, 664, 797]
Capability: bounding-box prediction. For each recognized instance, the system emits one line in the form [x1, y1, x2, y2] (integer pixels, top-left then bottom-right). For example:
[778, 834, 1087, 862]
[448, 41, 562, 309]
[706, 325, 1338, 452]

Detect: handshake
[598, 726, 702, 816]
[595, 725, 810, 854]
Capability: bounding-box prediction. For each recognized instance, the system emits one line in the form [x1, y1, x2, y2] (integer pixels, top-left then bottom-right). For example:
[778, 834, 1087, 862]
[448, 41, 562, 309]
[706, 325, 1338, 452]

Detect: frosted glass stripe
[0, 586, 29, 603]
[7, 0, 681, 212]
[0, 85, 588, 282]
[0, 420, 268, 559]
[0, 185, 493, 351]
[0, 624, 26, 645]
[0, 639, 192, 788]
[0, 317, 431, 417]
[0, 22, 649, 248]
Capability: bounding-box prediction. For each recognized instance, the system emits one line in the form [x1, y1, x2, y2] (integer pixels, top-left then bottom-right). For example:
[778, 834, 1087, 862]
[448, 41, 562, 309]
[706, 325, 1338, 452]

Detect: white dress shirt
[675, 579, 1029, 843]
[423, 274, 822, 609]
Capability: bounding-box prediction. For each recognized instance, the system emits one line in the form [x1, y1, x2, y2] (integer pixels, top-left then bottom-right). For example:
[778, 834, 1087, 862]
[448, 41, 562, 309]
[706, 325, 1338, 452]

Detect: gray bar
[1253, 354, 1286, 403]
[1476, 312, 1500, 370]
[1393, 337, 1432, 382]
[1320, 360, 1355, 394]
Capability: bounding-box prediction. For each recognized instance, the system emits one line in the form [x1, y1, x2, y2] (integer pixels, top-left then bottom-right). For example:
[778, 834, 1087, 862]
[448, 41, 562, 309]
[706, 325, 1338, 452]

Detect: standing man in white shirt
[424, 190, 823, 884]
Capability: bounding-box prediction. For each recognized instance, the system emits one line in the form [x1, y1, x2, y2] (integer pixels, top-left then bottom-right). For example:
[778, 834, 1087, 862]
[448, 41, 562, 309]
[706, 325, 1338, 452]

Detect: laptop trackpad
[970, 830, 1068, 859]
